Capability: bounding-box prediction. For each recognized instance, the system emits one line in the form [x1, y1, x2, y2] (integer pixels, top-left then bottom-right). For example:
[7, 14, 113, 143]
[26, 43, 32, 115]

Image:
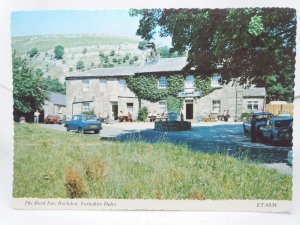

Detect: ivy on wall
[195, 76, 213, 96]
[127, 74, 212, 103]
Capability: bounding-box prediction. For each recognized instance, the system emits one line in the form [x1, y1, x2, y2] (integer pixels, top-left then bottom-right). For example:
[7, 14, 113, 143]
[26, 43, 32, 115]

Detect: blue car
[64, 114, 102, 134]
[243, 112, 274, 134]
[260, 117, 293, 143]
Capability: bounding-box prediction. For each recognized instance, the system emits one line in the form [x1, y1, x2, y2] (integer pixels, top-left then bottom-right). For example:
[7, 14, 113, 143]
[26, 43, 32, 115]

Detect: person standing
[34, 110, 40, 124]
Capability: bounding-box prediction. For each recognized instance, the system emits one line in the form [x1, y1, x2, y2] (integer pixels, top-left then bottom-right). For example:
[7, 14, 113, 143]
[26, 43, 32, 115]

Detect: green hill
[11, 34, 144, 81]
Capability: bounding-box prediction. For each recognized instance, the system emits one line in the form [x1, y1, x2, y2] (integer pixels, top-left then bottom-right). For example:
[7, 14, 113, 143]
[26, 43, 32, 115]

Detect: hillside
[11, 34, 145, 82]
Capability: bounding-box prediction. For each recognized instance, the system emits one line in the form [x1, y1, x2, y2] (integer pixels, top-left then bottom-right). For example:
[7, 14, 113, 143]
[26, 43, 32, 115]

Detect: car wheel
[78, 127, 85, 134]
[66, 125, 70, 132]
[94, 130, 100, 134]
[243, 124, 248, 133]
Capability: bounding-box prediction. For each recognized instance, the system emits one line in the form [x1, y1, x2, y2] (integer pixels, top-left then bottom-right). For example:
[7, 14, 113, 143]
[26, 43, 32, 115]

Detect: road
[38, 121, 293, 174]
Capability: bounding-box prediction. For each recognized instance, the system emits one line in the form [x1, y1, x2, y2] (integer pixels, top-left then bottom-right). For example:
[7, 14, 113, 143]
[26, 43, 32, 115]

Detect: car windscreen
[82, 115, 97, 121]
[274, 120, 292, 128]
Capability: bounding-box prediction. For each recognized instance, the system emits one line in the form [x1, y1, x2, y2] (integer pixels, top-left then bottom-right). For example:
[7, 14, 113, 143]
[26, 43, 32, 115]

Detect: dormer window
[211, 75, 221, 87]
[158, 76, 167, 89]
[185, 75, 194, 89]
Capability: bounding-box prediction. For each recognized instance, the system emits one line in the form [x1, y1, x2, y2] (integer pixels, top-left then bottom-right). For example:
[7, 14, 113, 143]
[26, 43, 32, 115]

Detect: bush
[54, 45, 64, 60]
[240, 112, 251, 121]
[167, 96, 183, 115]
[64, 166, 87, 198]
[28, 48, 38, 58]
[76, 60, 85, 71]
[129, 59, 134, 64]
[138, 107, 148, 121]
[133, 55, 139, 61]
[110, 50, 115, 56]
[81, 109, 95, 115]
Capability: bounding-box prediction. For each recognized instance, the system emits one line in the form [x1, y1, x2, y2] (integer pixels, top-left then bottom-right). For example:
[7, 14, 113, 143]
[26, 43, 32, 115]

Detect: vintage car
[64, 114, 102, 134]
[243, 112, 274, 134]
[260, 116, 293, 143]
[44, 115, 62, 124]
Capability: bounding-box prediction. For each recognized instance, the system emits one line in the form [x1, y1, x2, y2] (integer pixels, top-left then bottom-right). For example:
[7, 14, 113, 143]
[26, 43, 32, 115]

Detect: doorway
[185, 99, 193, 120]
[111, 102, 118, 120]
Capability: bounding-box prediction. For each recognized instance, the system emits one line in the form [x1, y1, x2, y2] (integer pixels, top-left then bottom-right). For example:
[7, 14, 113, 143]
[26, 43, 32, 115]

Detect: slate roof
[48, 92, 66, 106]
[66, 57, 188, 79]
[135, 57, 188, 74]
[243, 87, 266, 97]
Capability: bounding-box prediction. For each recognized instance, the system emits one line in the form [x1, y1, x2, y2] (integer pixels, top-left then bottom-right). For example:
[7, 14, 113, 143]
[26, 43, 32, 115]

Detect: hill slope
[11, 34, 145, 81]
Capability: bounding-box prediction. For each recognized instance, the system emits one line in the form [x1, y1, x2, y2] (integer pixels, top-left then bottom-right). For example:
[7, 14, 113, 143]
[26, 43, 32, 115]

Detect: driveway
[38, 122, 293, 174]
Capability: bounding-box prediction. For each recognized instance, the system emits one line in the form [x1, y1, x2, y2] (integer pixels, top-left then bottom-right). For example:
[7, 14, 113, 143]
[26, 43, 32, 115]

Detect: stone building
[43, 92, 67, 118]
[65, 57, 266, 121]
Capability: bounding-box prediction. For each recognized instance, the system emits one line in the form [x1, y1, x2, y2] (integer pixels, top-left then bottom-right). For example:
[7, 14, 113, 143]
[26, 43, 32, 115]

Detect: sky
[11, 10, 172, 46]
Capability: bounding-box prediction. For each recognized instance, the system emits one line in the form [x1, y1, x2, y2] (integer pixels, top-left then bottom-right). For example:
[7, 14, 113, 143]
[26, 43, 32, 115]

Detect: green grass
[11, 34, 142, 80]
[13, 124, 292, 200]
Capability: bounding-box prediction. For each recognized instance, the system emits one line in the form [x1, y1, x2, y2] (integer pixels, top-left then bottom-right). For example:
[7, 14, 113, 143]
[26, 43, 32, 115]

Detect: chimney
[145, 42, 157, 62]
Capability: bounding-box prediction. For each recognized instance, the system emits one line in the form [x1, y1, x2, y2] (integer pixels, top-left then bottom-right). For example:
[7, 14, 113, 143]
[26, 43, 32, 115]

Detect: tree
[13, 52, 48, 116]
[137, 40, 147, 50]
[130, 8, 296, 102]
[28, 48, 38, 58]
[76, 60, 85, 71]
[44, 76, 66, 94]
[54, 45, 64, 60]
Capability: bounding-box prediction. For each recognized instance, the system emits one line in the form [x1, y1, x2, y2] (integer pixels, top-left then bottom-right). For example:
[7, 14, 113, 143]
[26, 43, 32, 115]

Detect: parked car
[64, 114, 102, 134]
[243, 112, 274, 134]
[44, 115, 62, 124]
[260, 116, 293, 143]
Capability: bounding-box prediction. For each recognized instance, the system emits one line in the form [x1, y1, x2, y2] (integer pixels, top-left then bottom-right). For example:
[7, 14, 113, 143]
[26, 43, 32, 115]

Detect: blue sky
[11, 10, 171, 46]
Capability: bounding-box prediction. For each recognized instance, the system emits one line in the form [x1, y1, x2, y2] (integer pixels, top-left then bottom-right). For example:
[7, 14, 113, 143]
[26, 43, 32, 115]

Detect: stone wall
[154, 121, 191, 131]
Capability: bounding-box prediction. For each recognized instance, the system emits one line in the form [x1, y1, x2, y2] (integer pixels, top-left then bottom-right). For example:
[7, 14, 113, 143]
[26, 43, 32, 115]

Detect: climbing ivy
[127, 74, 212, 102]
[166, 96, 183, 114]
[195, 76, 213, 96]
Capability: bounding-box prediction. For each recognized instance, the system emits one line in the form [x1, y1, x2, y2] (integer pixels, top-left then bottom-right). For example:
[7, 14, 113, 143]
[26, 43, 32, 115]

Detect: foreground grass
[13, 124, 292, 200]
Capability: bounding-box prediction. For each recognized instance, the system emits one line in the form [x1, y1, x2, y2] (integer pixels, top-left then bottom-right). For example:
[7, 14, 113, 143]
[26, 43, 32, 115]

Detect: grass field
[11, 34, 139, 55]
[13, 124, 292, 200]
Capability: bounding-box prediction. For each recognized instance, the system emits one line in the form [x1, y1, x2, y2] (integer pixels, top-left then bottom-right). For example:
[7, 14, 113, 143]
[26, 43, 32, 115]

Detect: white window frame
[247, 100, 259, 111]
[159, 100, 167, 113]
[158, 76, 167, 89]
[119, 79, 126, 91]
[82, 102, 91, 111]
[211, 75, 221, 87]
[185, 75, 195, 89]
[99, 79, 108, 91]
[212, 100, 221, 113]
[82, 79, 90, 92]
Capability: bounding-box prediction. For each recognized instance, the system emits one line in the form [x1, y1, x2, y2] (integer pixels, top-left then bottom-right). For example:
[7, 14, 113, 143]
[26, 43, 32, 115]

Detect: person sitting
[127, 111, 132, 122]
[118, 111, 124, 122]
[149, 111, 156, 122]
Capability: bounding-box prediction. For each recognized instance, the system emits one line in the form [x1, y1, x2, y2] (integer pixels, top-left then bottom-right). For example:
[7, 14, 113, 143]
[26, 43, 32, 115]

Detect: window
[185, 75, 194, 89]
[127, 103, 133, 113]
[82, 79, 90, 92]
[100, 79, 107, 90]
[212, 100, 221, 113]
[82, 102, 91, 111]
[159, 101, 167, 113]
[158, 76, 167, 89]
[247, 101, 259, 111]
[119, 79, 126, 91]
[211, 75, 221, 87]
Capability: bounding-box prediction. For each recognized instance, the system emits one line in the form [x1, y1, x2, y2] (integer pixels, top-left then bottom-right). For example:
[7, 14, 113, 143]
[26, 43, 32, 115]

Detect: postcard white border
[1, 0, 300, 225]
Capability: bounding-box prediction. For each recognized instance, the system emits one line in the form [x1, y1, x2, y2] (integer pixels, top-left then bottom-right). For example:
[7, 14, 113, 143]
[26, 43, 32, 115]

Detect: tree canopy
[130, 8, 296, 102]
[54, 45, 64, 60]
[13, 52, 48, 114]
[44, 76, 66, 94]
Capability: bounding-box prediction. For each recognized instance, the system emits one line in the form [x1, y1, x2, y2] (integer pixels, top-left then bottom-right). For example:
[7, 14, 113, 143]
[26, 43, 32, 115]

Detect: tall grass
[13, 124, 292, 199]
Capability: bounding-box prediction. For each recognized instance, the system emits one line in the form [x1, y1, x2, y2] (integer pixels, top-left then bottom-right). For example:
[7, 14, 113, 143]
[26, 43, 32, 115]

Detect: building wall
[66, 76, 265, 121]
[66, 77, 139, 119]
[43, 100, 66, 118]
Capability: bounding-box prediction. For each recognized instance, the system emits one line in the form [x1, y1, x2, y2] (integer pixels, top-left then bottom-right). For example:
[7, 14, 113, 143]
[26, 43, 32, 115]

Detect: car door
[262, 120, 273, 140]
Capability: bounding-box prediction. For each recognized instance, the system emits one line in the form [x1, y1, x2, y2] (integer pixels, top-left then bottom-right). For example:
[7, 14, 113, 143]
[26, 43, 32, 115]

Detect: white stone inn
[65, 57, 266, 121]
